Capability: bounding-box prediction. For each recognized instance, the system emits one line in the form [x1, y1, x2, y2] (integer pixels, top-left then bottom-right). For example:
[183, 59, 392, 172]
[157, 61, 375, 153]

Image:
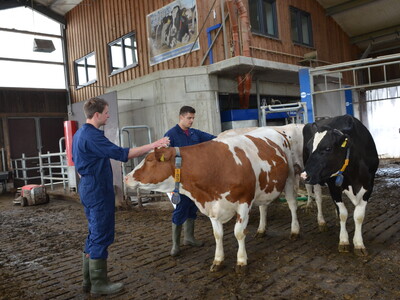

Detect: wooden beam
[325, 0, 376, 16]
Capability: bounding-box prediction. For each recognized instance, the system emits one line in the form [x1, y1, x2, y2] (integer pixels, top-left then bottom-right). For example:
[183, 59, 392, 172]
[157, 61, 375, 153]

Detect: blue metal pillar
[299, 68, 314, 123]
[207, 24, 222, 64]
[344, 87, 354, 116]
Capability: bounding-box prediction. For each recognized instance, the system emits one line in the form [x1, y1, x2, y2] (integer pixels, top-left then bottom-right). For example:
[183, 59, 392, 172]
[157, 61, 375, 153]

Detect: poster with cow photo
[147, 0, 199, 66]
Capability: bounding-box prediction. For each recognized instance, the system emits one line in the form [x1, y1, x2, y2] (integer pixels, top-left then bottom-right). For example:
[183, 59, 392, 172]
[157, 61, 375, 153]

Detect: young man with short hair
[164, 106, 216, 256]
[73, 97, 169, 295]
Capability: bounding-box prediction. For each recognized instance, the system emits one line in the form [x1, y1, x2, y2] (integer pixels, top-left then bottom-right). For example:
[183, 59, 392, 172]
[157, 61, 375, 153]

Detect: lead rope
[171, 147, 182, 205]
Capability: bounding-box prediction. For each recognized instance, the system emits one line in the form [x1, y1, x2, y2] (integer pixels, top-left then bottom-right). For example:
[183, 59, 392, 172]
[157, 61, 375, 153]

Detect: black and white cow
[301, 115, 379, 256]
[154, 15, 173, 49]
[169, 5, 190, 48]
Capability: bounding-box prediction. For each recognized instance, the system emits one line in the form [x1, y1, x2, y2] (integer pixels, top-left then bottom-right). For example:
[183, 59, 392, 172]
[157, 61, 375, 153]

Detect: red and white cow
[219, 124, 328, 232]
[125, 127, 298, 272]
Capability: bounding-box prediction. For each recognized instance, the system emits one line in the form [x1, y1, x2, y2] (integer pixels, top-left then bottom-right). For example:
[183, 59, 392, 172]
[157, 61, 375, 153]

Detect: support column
[299, 68, 314, 123]
[345, 88, 354, 116]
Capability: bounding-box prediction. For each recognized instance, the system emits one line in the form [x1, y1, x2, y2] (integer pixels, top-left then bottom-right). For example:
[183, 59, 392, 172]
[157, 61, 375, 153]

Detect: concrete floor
[1, 163, 400, 299]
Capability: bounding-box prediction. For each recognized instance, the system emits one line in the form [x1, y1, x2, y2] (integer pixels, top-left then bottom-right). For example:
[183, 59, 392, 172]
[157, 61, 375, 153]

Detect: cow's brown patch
[276, 131, 291, 149]
[180, 141, 257, 208]
[246, 135, 289, 194]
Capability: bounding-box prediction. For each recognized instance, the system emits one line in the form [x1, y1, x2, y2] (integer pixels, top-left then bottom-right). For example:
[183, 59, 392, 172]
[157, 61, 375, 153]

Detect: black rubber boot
[82, 253, 90, 293]
[170, 223, 182, 256]
[89, 259, 124, 296]
[183, 218, 204, 247]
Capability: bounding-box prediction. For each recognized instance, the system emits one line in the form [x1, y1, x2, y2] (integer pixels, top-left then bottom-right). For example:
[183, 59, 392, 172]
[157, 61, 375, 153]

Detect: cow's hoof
[318, 223, 328, 232]
[254, 231, 266, 239]
[354, 247, 368, 257]
[235, 264, 247, 275]
[290, 233, 299, 240]
[210, 262, 223, 272]
[338, 244, 350, 253]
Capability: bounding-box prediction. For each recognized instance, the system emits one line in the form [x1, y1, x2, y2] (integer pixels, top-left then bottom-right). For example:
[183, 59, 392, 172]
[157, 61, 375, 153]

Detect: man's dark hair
[84, 97, 108, 119]
[179, 106, 196, 116]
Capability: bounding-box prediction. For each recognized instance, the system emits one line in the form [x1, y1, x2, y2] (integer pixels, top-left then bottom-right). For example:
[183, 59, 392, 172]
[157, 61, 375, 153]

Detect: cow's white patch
[343, 186, 368, 250]
[126, 175, 175, 193]
[312, 131, 327, 152]
[336, 202, 350, 246]
[343, 186, 367, 207]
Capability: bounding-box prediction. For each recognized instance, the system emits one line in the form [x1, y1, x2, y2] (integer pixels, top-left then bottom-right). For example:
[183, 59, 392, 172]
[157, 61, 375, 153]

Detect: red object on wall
[64, 121, 78, 166]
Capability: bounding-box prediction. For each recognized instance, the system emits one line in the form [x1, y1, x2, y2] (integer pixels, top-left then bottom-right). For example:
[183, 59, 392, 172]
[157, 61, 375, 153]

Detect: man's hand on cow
[154, 137, 170, 149]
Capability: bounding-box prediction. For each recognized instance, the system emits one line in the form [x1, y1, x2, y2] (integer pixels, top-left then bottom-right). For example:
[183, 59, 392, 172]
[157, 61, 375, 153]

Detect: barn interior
[0, 1, 399, 299]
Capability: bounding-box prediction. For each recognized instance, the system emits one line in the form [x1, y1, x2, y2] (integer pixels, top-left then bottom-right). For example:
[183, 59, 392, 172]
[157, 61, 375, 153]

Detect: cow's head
[169, 5, 181, 37]
[303, 126, 350, 185]
[124, 147, 176, 193]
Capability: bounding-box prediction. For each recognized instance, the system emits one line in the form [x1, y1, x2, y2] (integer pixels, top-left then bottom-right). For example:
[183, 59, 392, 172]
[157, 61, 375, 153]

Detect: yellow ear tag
[160, 154, 165, 162]
[341, 139, 348, 148]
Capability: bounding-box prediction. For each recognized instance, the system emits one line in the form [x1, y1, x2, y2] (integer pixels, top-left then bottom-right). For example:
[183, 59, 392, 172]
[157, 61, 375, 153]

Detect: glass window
[108, 32, 138, 75]
[249, 0, 278, 38]
[290, 7, 313, 47]
[74, 52, 97, 88]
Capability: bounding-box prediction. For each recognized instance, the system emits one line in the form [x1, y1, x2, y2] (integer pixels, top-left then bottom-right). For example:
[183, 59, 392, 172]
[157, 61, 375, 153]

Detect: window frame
[290, 6, 313, 47]
[108, 31, 138, 76]
[74, 52, 97, 89]
[249, 0, 278, 38]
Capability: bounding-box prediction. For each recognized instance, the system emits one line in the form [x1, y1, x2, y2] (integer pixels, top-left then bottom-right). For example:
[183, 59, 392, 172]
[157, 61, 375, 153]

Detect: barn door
[8, 118, 40, 186]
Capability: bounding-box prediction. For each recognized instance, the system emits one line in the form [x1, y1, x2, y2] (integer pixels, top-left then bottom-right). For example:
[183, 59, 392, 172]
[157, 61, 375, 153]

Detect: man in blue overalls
[164, 106, 216, 256]
[72, 97, 169, 296]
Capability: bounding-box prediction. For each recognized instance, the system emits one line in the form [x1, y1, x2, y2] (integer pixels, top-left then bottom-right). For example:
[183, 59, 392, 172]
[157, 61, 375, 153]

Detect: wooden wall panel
[66, 0, 361, 103]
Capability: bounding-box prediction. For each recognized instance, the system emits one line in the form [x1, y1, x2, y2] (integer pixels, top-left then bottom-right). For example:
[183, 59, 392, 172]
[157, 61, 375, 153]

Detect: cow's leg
[209, 218, 224, 272]
[336, 202, 350, 252]
[284, 176, 300, 240]
[305, 183, 315, 211]
[328, 184, 350, 253]
[344, 186, 368, 256]
[234, 205, 250, 274]
[314, 184, 327, 232]
[255, 205, 267, 238]
[353, 199, 368, 256]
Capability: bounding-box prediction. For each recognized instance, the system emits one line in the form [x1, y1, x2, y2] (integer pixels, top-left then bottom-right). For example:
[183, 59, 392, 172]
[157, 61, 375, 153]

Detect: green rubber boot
[170, 223, 182, 257]
[89, 259, 124, 296]
[183, 218, 204, 247]
[82, 253, 90, 293]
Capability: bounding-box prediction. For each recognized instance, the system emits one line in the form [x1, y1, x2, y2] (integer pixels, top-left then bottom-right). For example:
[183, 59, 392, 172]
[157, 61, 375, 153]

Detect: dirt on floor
[0, 161, 399, 300]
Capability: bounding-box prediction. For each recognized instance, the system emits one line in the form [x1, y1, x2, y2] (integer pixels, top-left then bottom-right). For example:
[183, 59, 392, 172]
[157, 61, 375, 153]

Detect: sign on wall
[147, 0, 199, 66]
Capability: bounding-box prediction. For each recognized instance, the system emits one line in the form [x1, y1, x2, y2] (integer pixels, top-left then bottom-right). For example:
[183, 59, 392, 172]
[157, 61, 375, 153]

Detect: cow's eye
[325, 147, 332, 152]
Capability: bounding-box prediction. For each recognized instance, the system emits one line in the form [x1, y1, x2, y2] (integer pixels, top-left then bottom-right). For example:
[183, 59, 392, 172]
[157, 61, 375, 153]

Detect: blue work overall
[72, 123, 129, 259]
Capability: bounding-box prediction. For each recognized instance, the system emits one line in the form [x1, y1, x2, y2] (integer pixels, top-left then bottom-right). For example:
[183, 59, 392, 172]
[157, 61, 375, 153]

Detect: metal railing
[12, 137, 68, 190]
[310, 52, 400, 95]
[12, 153, 42, 185]
[260, 102, 308, 126]
[120, 125, 166, 206]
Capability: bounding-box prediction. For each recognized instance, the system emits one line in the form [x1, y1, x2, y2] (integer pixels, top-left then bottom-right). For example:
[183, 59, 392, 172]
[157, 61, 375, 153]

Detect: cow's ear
[311, 122, 318, 133]
[341, 115, 355, 133]
[154, 148, 172, 162]
[154, 148, 165, 162]
[336, 133, 350, 148]
[333, 129, 344, 136]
